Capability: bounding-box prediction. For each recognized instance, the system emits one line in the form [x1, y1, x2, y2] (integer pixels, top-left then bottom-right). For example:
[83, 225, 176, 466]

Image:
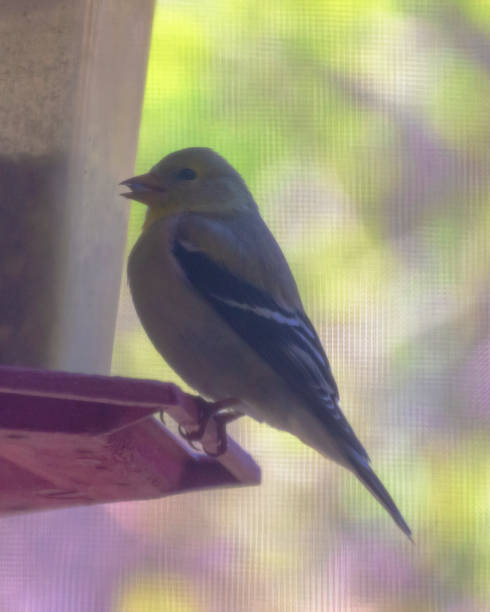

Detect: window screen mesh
[3, 2, 489, 611]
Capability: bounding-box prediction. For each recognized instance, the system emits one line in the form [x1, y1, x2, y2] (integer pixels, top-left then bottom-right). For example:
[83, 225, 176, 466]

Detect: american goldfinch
[121, 147, 412, 539]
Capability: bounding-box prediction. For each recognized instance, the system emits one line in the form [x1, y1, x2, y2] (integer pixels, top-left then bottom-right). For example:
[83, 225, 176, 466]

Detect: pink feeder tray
[0, 366, 261, 515]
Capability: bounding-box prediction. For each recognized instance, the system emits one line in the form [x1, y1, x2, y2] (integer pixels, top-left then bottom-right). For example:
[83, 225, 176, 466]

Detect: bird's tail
[347, 451, 413, 541]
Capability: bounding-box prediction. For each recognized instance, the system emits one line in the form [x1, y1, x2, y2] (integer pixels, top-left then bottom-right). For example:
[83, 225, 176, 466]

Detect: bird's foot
[202, 410, 244, 457]
[178, 397, 242, 456]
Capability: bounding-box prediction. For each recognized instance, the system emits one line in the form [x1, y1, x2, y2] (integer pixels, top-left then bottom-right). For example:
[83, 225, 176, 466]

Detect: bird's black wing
[173, 237, 370, 461]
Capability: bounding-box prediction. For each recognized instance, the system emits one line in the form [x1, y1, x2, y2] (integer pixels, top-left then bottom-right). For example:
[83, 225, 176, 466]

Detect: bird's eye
[176, 168, 197, 181]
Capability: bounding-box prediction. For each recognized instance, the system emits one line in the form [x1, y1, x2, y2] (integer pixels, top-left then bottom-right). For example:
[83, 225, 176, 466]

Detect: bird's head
[120, 147, 256, 229]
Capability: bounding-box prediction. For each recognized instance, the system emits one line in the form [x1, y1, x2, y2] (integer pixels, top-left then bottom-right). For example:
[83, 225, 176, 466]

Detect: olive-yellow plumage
[121, 147, 412, 539]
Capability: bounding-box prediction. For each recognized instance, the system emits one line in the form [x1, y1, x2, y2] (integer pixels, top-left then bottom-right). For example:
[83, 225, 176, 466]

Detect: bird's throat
[143, 204, 178, 231]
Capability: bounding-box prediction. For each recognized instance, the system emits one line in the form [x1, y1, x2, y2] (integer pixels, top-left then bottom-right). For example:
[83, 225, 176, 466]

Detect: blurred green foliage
[113, 1, 490, 610]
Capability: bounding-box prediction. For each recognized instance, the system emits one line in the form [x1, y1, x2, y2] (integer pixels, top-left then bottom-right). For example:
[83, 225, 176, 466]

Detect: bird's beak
[119, 172, 167, 205]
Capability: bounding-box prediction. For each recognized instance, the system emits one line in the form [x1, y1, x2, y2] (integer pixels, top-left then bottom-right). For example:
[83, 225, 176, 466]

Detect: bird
[120, 147, 412, 539]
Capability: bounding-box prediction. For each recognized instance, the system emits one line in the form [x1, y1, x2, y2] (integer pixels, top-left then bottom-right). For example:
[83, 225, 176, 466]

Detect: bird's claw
[178, 397, 241, 457]
[177, 397, 212, 442]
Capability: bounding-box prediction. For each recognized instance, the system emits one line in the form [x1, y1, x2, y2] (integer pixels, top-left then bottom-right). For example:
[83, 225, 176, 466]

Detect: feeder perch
[0, 366, 261, 515]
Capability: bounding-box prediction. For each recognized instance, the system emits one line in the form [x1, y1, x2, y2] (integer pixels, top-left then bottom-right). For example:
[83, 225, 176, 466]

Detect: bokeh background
[2, 1, 489, 610]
